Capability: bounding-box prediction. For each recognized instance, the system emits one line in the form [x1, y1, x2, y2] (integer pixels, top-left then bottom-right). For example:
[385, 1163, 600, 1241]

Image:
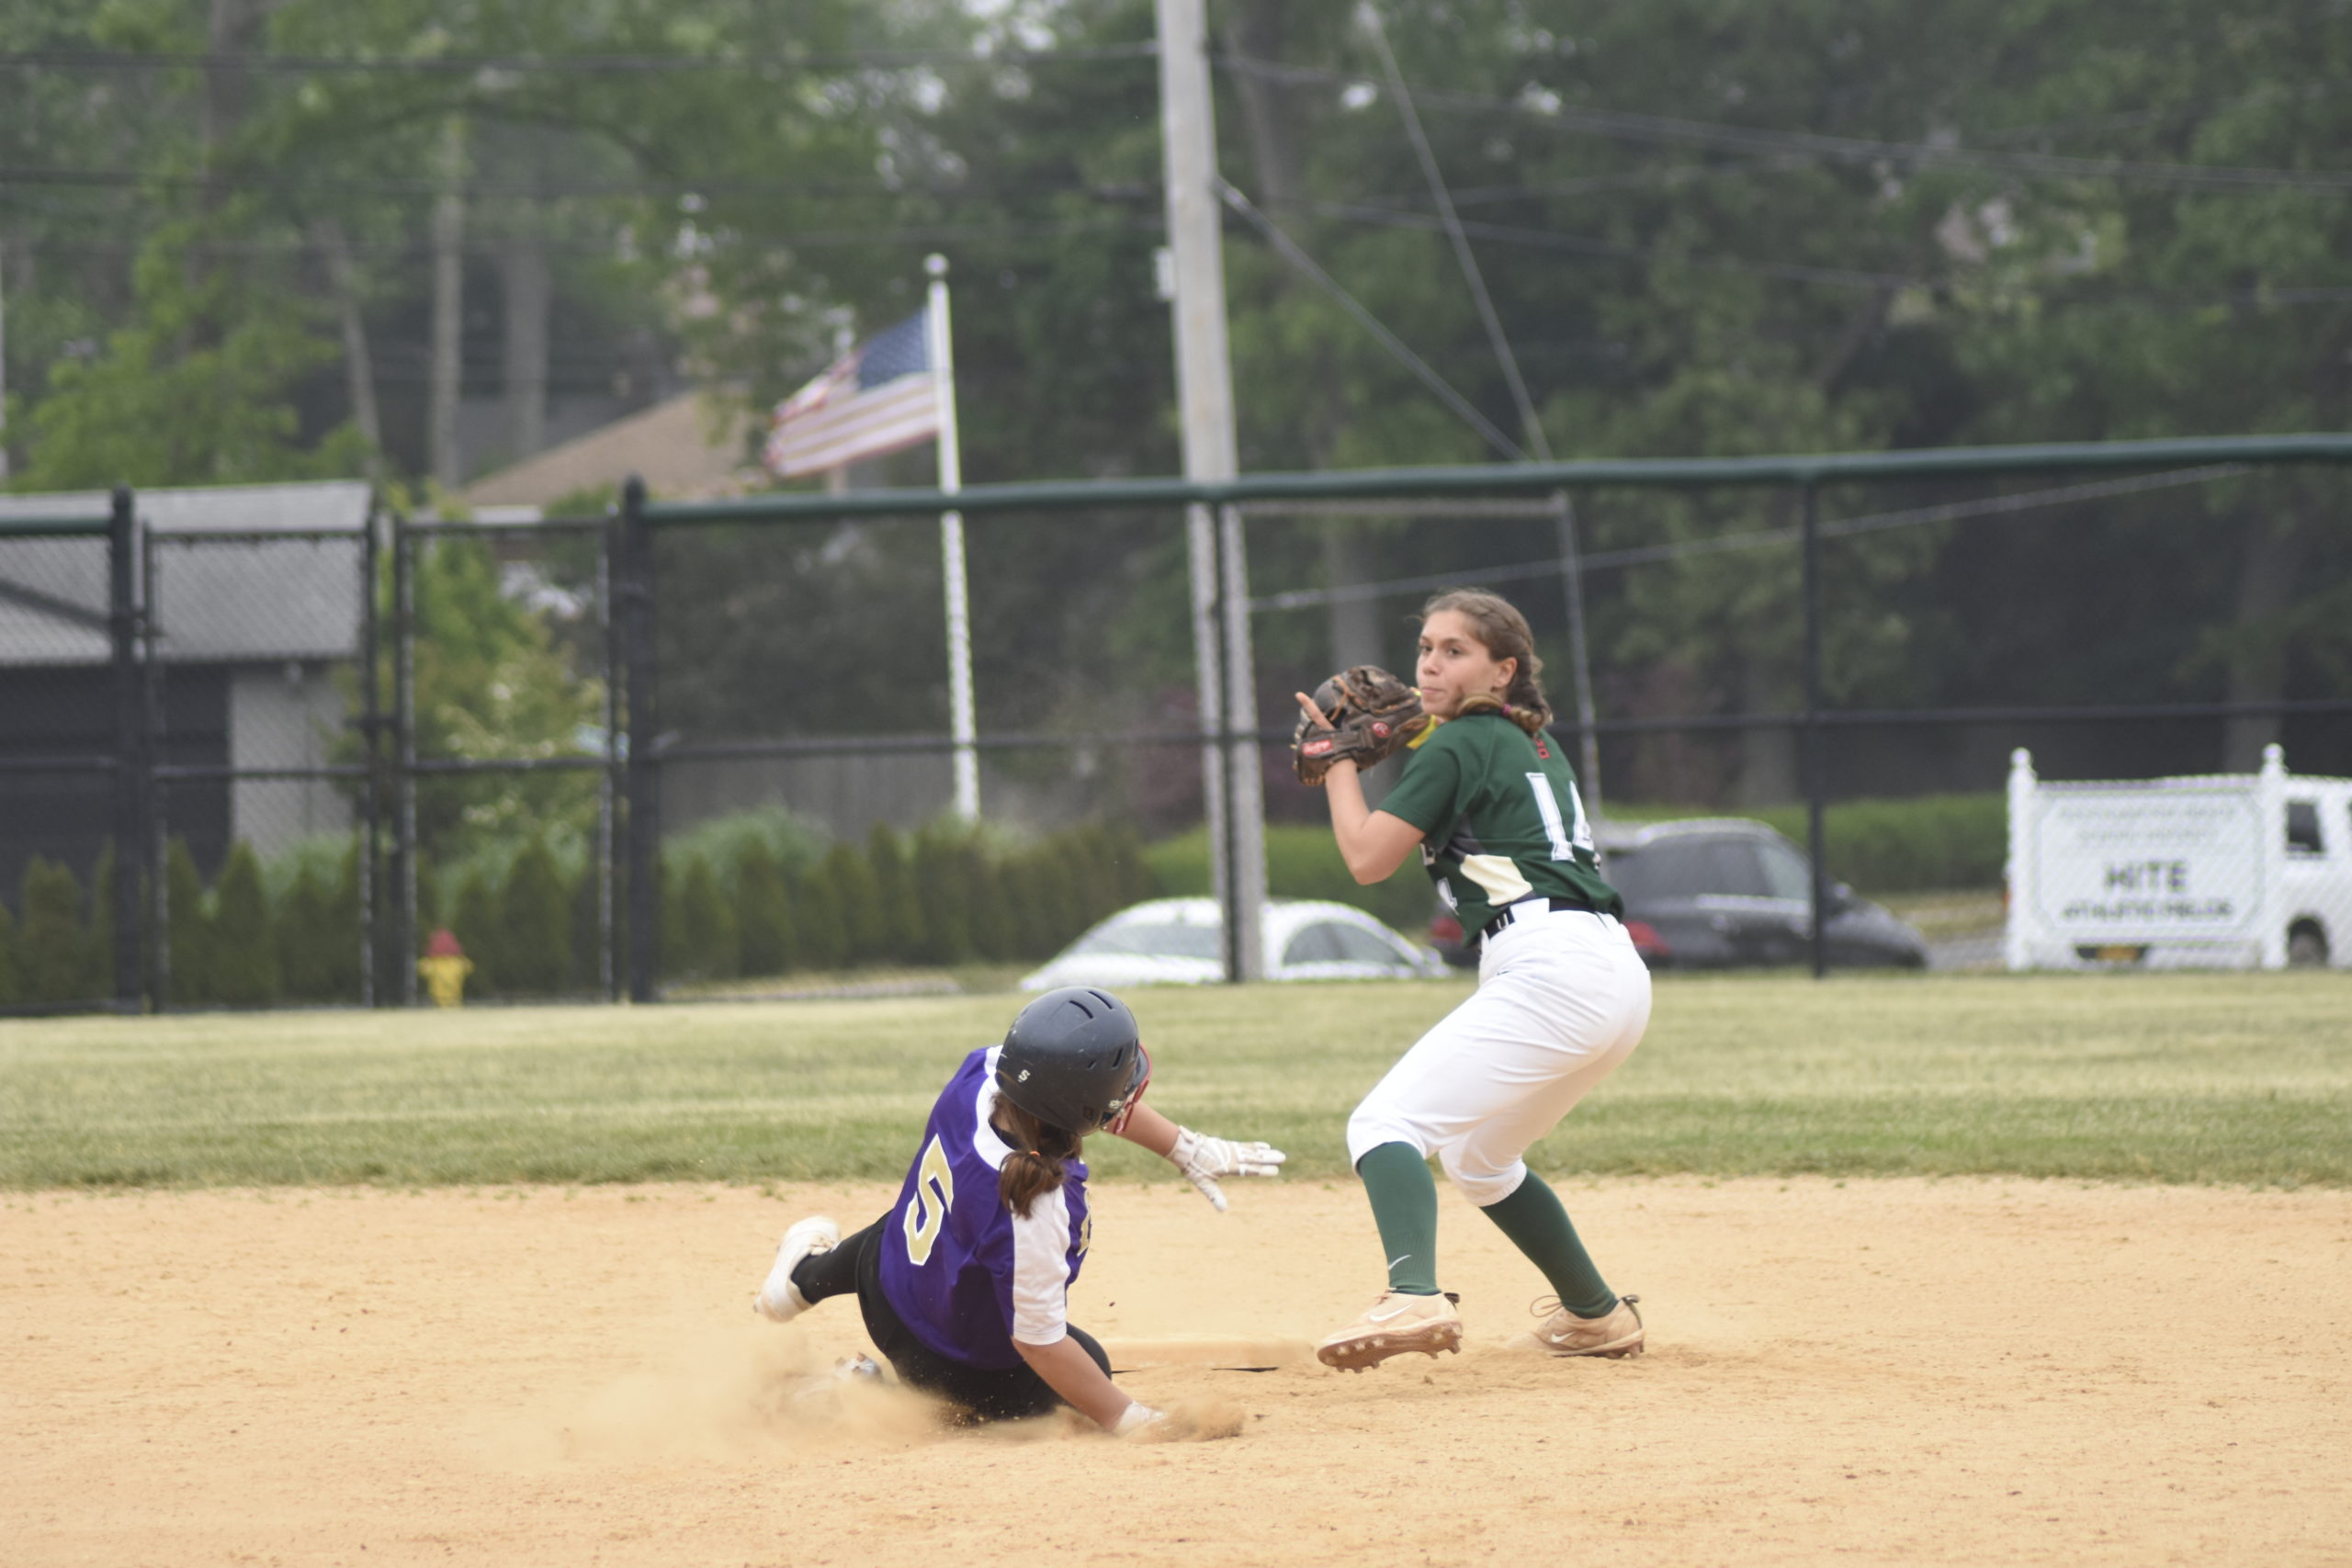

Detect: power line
[1216, 178, 1524, 461]
[1300, 197, 2352, 309]
[0, 164, 1148, 202]
[1359, 3, 1548, 460]
[1220, 54, 2352, 196]
[0, 44, 1159, 74]
[1246, 465, 2248, 611]
[1303, 196, 1921, 289]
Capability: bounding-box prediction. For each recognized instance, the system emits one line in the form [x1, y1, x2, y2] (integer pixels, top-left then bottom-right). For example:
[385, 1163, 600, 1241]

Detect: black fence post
[611, 514, 630, 1006]
[1802, 480, 1828, 980]
[141, 525, 169, 1010]
[391, 513, 417, 1004]
[620, 475, 659, 1003]
[357, 498, 381, 1007]
[107, 485, 143, 1011]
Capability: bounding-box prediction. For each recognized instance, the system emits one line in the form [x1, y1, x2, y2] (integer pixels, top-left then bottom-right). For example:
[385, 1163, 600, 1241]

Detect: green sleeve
[1379, 728, 1465, 835]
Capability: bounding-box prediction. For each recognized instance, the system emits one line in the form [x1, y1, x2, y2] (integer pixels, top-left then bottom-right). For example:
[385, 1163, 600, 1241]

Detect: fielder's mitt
[1293, 665, 1431, 785]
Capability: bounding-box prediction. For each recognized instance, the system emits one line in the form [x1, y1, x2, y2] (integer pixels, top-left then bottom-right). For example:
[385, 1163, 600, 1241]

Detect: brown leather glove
[1293, 665, 1431, 786]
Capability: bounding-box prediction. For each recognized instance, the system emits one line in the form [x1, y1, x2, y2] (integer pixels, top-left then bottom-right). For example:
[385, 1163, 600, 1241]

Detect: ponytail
[1420, 589, 1553, 735]
[992, 1099, 1084, 1218]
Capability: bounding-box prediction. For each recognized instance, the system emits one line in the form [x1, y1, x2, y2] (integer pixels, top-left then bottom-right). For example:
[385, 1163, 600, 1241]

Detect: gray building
[0, 481, 371, 897]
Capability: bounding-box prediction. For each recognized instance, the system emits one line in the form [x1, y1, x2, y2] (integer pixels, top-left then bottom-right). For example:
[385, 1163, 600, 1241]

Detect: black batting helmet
[995, 987, 1150, 1135]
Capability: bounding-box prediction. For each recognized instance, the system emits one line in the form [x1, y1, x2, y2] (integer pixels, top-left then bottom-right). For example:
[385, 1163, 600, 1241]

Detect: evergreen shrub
[18, 857, 88, 1006]
[734, 838, 796, 977]
[274, 861, 337, 1001]
[0, 898, 20, 1005]
[209, 842, 279, 1006]
[501, 837, 574, 994]
[451, 871, 503, 996]
[670, 853, 739, 980]
[164, 839, 211, 1006]
[792, 857, 847, 970]
[825, 841, 886, 964]
[868, 825, 928, 964]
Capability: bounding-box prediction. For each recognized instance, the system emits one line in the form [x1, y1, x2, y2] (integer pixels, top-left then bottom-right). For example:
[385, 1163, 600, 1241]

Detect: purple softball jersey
[875, 1045, 1093, 1371]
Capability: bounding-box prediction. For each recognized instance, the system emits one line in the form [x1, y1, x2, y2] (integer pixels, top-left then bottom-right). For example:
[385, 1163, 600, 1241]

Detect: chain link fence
[3, 441, 2346, 1012]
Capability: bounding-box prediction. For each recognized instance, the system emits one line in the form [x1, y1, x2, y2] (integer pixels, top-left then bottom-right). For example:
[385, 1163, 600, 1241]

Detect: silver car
[1021, 897, 1451, 989]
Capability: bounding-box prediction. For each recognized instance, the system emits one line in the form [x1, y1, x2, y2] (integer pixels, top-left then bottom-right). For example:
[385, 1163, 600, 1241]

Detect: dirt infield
[6, 1177, 2347, 1568]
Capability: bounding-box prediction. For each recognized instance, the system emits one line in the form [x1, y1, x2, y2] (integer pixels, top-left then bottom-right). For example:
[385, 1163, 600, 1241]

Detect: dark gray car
[1594, 818, 1928, 970]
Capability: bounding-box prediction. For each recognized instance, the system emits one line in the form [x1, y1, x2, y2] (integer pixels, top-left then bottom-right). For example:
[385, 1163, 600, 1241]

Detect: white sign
[2026, 787, 2262, 942]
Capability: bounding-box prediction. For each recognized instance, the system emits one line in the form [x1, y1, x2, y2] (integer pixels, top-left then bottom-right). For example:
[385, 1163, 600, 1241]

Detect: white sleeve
[1006, 1187, 1074, 1347]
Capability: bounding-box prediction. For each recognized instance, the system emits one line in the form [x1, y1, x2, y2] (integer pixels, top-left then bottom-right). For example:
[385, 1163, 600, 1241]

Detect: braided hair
[1419, 589, 1553, 736]
[990, 1099, 1083, 1219]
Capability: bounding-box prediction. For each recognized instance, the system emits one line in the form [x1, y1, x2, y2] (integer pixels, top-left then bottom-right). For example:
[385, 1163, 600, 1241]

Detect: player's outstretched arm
[1116, 1104, 1286, 1212]
[1013, 1333, 1157, 1435]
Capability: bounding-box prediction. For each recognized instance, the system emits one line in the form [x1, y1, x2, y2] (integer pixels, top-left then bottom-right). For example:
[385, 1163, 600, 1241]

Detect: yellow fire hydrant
[417, 928, 473, 1007]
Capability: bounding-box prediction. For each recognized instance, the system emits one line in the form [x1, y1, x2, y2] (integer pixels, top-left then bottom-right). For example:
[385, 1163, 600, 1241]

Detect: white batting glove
[1167, 1125, 1288, 1212]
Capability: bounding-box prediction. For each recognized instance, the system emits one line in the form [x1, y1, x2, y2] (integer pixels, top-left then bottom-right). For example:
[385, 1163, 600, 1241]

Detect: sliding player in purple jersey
[753, 987, 1284, 1436]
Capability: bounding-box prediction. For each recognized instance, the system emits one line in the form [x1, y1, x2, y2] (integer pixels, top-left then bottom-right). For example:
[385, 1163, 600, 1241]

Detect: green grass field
[2, 972, 2346, 1190]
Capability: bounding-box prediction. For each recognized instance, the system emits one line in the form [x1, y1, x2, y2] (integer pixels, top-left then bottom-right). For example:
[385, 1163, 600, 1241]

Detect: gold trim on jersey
[1459, 852, 1534, 907]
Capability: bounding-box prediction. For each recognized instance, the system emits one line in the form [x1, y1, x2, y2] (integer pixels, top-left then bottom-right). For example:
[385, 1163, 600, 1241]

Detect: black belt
[1479, 896, 1597, 941]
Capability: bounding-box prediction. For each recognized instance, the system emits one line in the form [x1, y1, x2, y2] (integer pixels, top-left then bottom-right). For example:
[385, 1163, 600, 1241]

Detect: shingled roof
[0, 480, 372, 668]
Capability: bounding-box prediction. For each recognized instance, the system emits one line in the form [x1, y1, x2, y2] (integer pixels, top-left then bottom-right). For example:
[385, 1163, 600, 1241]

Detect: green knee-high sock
[1355, 1142, 1442, 1296]
[1479, 1174, 1616, 1318]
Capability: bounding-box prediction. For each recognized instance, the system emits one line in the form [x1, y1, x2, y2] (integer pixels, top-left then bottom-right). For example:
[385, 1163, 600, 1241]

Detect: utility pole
[1360, 2, 1604, 807]
[0, 242, 10, 482]
[427, 118, 466, 492]
[1156, 0, 1267, 983]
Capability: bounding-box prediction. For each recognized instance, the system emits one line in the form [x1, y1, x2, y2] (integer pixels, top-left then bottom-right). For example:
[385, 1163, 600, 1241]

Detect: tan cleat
[1316, 1291, 1463, 1372]
[1532, 1292, 1645, 1358]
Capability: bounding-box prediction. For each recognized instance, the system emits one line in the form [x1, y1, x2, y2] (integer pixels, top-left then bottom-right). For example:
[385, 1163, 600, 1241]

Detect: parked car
[1021, 897, 1451, 989]
[1431, 818, 1928, 971]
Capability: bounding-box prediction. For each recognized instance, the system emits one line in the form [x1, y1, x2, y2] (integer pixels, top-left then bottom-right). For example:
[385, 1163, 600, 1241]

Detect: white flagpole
[926, 254, 980, 822]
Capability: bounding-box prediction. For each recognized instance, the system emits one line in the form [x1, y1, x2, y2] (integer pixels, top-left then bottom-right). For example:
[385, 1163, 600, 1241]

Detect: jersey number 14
[1527, 771, 1595, 860]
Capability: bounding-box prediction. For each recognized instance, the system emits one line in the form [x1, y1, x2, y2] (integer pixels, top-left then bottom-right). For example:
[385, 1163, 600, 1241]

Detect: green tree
[571, 855, 608, 996]
[867, 824, 928, 967]
[0, 897, 21, 1005]
[450, 872, 503, 997]
[164, 839, 212, 1007]
[17, 857, 88, 1007]
[209, 843, 279, 1007]
[274, 860, 336, 1002]
[406, 539, 605, 864]
[911, 819, 976, 965]
[84, 842, 122, 1000]
[823, 841, 887, 966]
[735, 838, 797, 977]
[668, 853, 738, 982]
[965, 851, 1013, 963]
[327, 846, 364, 999]
[792, 856, 848, 972]
[500, 837, 573, 994]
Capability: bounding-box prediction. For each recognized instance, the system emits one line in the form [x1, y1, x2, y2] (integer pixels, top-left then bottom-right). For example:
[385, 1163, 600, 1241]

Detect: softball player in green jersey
[1295, 588, 1653, 1372]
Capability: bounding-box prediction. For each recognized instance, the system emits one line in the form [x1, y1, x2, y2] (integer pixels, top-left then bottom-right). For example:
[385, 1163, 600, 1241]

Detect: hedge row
[0, 840, 365, 1010]
[1145, 792, 2007, 938]
[0, 850, 117, 1007]
[1701, 793, 2005, 894]
[1, 818, 1161, 1009]
[1144, 824, 1434, 936]
[437, 818, 1159, 996]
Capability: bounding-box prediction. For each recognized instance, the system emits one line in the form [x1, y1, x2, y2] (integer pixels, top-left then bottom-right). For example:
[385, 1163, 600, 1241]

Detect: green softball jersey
[1379, 711, 1623, 934]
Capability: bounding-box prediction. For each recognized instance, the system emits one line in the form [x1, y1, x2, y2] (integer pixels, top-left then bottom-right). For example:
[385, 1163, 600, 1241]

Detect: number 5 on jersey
[902, 1134, 956, 1265]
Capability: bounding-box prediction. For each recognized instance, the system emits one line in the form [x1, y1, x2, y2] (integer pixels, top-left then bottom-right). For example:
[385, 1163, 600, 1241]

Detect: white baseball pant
[1347, 907, 1652, 1205]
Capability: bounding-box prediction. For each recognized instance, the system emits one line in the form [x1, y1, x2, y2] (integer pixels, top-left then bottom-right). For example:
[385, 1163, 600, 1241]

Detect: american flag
[763, 310, 941, 478]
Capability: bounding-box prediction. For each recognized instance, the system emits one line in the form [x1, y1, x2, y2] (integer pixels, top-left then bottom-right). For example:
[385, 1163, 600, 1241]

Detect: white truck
[2005, 745, 2352, 970]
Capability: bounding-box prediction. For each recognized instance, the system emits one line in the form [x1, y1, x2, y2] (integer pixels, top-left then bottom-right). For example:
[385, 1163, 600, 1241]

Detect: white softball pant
[1347, 907, 1652, 1206]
